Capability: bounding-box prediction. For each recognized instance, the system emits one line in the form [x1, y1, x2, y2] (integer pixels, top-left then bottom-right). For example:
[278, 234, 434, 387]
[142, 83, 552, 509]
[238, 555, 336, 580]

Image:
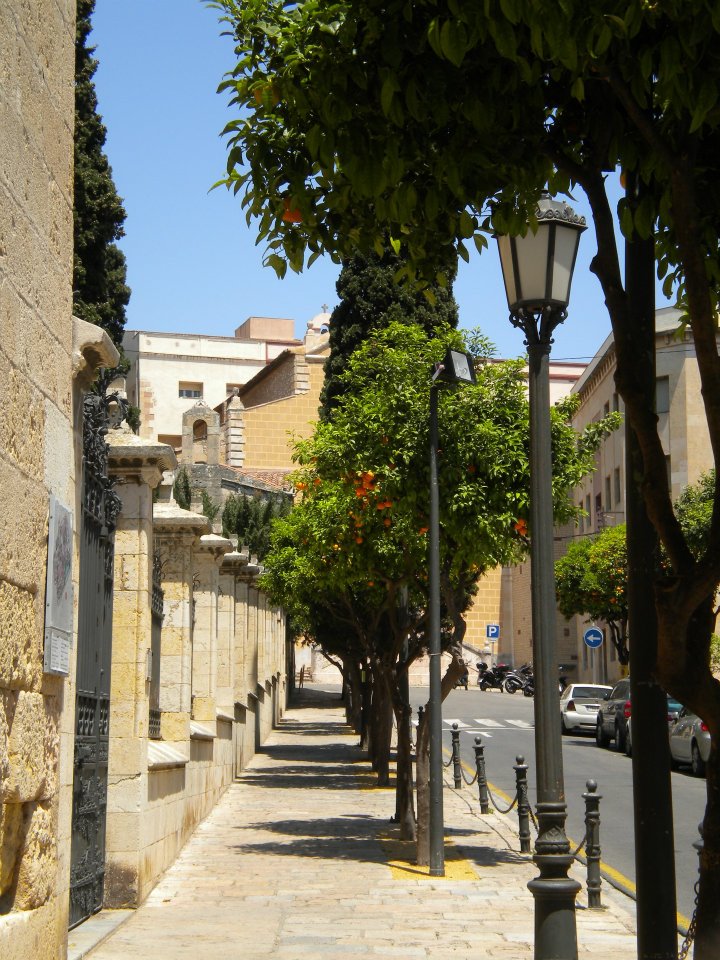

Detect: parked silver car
[560, 683, 612, 734]
[669, 707, 712, 776]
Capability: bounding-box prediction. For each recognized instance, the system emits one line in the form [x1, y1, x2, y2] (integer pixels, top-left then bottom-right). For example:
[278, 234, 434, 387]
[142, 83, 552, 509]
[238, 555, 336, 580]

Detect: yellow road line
[457, 752, 691, 929]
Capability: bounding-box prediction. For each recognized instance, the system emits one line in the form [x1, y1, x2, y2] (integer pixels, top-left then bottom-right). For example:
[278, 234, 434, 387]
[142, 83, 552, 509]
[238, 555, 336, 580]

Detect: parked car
[560, 683, 612, 735]
[595, 678, 632, 750]
[669, 707, 712, 776]
[623, 695, 683, 756]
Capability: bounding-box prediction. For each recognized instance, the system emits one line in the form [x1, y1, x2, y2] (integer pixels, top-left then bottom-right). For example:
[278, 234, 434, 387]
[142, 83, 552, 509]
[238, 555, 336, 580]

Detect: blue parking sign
[486, 623, 500, 640]
[583, 627, 604, 649]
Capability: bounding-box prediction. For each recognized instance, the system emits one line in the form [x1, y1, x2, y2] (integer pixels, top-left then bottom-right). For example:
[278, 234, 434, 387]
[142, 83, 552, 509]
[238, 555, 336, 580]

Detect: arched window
[193, 420, 207, 441]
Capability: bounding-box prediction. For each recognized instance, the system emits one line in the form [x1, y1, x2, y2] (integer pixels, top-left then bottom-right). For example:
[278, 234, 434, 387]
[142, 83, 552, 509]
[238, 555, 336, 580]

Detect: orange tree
[261, 321, 618, 849]
[555, 524, 629, 666]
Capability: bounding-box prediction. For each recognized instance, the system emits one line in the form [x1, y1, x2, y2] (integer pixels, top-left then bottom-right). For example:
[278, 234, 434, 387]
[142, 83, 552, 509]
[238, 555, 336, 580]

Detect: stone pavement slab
[84, 686, 643, 959]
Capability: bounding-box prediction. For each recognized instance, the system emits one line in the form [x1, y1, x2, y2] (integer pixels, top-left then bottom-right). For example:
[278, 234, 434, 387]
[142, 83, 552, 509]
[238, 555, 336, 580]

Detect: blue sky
[91, 0, 669, 361]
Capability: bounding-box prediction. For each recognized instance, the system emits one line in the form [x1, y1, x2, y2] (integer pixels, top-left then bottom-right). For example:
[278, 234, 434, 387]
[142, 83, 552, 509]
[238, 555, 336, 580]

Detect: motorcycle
[503, 663, 534, 694]
[477, 661, 511, 692]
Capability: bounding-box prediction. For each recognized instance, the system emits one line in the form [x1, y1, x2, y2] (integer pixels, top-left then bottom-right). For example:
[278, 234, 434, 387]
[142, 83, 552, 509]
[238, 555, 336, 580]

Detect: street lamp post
[496, 193, 586, 960]
[428, 348, 476, 877]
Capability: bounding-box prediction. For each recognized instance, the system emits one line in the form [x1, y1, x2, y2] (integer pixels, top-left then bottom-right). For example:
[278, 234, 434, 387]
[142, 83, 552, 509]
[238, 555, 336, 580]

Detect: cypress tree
[74, 0, 131, 347]
[319, 251, 459, 420]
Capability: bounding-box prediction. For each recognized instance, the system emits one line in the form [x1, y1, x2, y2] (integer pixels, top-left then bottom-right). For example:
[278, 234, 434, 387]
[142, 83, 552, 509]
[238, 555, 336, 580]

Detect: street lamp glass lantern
[434, 348, 477, 385]
[496, 194, 586, 315]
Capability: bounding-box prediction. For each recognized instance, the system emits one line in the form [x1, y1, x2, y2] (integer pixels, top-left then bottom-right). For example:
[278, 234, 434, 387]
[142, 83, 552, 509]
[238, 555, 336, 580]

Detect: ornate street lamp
[496, 193, 586, 960]
[428, 348, 476, 876]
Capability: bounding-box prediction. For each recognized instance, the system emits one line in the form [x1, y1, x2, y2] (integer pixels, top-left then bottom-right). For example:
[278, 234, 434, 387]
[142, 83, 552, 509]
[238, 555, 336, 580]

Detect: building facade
[123, 316, 301, 448]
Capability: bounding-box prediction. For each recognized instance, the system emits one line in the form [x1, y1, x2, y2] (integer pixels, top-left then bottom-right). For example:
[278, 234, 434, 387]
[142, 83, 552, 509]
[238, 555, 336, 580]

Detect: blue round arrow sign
[583, 627, 604, 649]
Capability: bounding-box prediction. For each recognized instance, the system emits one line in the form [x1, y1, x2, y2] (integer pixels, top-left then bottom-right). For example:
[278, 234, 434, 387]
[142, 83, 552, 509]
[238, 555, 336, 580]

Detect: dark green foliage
[319, 251, 459, 420]
[200, 490, 221, 524]
[173, 468, 192, 510]
[223, 493, 291, 560]
[74, 0, 130, 347]
[674, 470, 716, 560]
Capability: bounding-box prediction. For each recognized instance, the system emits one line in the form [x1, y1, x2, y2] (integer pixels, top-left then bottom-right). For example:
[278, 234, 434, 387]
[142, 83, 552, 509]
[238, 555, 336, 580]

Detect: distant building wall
[242, 360, 326, 469]
[123, 326, 301, 443]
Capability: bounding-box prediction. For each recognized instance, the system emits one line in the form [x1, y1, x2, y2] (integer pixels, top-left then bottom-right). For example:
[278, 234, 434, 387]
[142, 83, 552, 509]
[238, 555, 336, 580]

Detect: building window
[225, 383, 242, 397]
[179, 381, 203, 399]
[585, 493, 592, 528]
[603, 401, 610, 417]
[604, 476, 611, 513]
[578, 502, 584, 532]
[193, 420, 208, 441]
[612, 392, 620, 412]
[666, 455, 672, 490]
[614, 467, 621, 506]
[656, 376, 670, 414]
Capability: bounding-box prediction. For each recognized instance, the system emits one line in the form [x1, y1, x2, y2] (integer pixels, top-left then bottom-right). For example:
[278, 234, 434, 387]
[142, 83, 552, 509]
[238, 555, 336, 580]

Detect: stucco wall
[0, 2, 77, 957]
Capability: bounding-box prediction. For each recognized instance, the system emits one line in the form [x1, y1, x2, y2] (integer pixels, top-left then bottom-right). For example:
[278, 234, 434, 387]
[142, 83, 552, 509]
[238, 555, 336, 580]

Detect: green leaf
[440, 20, 467, 67]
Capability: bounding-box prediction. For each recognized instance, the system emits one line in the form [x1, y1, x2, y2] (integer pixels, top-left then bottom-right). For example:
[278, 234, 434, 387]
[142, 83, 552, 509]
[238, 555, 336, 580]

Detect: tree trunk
[392, 684, 416, 841]
[360, 667, 372, 752]
[346, 659, 364, 733]
[369, 664, 392, 786]
[696, 743, 720, 958]
[415, 658, 465, 865]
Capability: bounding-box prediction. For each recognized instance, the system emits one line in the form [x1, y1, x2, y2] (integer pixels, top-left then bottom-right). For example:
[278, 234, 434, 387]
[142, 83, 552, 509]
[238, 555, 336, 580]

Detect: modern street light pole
[496, 194, 586, 960]
[427, 349, 476, 877]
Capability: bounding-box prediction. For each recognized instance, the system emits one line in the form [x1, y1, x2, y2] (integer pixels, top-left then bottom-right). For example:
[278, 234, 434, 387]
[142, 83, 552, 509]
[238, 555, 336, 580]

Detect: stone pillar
[191, 535, 233, 727]
[217, 553, 244, 716]
[104, 430, 175, 907]
[225, 395, 245, 468]
[153, 503, 208, 746]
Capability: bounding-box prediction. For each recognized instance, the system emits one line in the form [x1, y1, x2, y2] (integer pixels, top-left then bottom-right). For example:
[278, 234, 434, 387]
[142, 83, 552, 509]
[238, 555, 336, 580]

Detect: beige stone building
[506, 306, 717, 685]
[123, 316, 302, 448]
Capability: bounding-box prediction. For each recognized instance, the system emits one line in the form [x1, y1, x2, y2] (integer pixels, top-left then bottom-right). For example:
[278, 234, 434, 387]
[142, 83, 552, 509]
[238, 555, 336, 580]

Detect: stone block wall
[0, 3, 77, 957]
[241, 361, 326, 469]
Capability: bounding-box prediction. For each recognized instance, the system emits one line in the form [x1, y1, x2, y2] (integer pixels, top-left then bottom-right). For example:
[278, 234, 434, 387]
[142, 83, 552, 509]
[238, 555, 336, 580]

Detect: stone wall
[242, 360, 326, 469]
[1, 4, 75, 958]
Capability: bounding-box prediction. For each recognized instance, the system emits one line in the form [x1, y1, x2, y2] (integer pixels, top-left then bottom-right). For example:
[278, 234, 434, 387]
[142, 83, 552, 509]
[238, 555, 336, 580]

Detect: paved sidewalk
[83, 686, 640, 959]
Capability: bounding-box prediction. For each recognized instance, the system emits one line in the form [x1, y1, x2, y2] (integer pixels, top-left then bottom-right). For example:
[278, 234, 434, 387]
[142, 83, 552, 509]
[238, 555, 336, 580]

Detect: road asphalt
[71, 683, 650, 960]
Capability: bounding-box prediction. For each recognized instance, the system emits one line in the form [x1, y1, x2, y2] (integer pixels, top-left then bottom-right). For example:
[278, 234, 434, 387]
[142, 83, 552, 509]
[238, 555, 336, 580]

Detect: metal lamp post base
[528, 802, 581, 959]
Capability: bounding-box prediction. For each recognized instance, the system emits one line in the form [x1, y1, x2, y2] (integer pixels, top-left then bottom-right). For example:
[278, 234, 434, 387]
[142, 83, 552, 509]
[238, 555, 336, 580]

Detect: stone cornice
[153, 502, 209, 537]
[107, 429, 177, 488]
[72, 316, 120, 388]
[198, 533, 234, 562]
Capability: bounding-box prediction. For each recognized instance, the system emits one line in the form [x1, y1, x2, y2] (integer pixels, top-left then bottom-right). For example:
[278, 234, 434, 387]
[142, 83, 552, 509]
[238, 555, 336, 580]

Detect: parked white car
[669, 707, 712, 776]
[560, 684, 612, 735]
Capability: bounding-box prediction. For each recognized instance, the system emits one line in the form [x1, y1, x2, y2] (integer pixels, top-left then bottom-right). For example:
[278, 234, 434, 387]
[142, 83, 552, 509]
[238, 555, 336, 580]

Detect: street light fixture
[428, 347, 476, 877]
[496, 193, 586, 960]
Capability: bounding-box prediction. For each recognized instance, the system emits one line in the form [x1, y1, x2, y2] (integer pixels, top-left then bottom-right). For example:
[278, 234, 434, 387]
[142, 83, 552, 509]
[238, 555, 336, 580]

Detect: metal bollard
[583, 779, 602, 907]
[452, 723, 462, 789]
[475, 736, 490, 814]
[514, 755, 532, 853]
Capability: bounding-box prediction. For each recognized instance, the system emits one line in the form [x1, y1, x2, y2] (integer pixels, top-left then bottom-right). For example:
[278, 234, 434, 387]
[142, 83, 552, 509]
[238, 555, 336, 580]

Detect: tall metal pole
[428, 383, 445, 876]
[525, 328, 580, 960]
[625, 172, 678, 960]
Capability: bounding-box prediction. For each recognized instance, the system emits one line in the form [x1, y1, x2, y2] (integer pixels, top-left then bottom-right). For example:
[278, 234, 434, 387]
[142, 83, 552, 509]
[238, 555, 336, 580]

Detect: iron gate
[69, 389, 121, 929]
[149, 553, 163, 740]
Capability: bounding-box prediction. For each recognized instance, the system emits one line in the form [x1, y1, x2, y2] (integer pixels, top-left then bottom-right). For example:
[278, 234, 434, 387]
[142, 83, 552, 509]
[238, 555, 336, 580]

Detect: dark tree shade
[74, 0, 130, 347]
[319, 251, 459, 420]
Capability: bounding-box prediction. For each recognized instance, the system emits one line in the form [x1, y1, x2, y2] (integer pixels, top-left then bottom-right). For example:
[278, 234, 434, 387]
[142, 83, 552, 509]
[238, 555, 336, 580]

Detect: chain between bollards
[514, 755, 532, 853]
